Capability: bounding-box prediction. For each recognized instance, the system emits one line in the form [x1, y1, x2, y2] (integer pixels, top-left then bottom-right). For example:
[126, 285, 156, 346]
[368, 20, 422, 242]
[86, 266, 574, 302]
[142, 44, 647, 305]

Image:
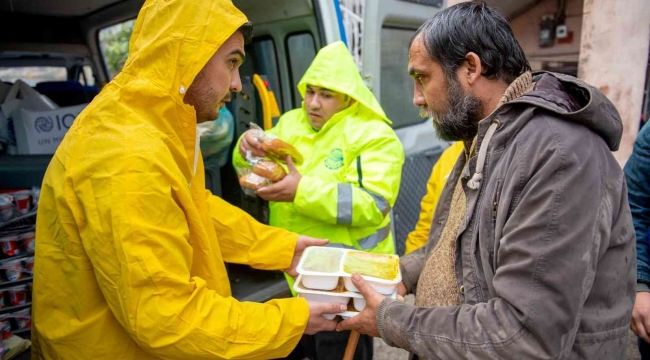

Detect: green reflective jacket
[234, 41, 404, 256]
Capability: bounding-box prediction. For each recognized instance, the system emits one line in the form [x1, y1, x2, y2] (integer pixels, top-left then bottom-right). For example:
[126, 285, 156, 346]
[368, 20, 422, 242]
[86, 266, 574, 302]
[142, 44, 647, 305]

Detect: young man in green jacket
[234, 41, 404, 359]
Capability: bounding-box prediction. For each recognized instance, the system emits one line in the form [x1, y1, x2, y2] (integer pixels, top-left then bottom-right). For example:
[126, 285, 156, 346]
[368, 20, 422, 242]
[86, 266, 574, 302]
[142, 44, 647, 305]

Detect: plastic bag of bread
[249, 123, 304, 165]
[239, 173, 271, 190]
[236, 150, 285, 196]
[253, 160, 287, 182]
[236, 168, 272, 196]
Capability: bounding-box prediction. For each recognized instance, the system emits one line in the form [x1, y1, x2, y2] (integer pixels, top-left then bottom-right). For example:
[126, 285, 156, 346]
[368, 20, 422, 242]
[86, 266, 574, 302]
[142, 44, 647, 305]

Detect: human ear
[464, 52, 482, 85]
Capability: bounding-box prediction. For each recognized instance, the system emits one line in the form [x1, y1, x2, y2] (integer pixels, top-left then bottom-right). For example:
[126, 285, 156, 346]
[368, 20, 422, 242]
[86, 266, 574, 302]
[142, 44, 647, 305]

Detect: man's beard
[419, 75, 483, 142]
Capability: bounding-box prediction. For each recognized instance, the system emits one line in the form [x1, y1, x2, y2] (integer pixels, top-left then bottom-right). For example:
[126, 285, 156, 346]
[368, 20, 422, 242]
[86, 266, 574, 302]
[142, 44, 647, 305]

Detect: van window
[380, 27, 421, 129]
[286, 33, 316, 107]
[99, 20, 135, 80]
[78, 65, 96, 86]
[249, 38, 283, 112]
[0, 67, 67, 86]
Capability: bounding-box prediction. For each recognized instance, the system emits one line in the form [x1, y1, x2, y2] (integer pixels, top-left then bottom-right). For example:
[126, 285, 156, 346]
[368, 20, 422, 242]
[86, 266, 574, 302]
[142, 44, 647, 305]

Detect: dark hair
[238, 21, 253, 45]
[411, 2, 530, 84]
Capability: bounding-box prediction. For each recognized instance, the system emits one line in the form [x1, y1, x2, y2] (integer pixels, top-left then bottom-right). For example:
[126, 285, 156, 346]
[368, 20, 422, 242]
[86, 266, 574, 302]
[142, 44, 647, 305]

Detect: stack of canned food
[0, 188, 37, 339]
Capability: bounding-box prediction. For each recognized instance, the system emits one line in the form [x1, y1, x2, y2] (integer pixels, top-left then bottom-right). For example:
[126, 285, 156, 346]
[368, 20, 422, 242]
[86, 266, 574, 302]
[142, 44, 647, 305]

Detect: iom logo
[35, 117, 54, 133]
[34, 113, 77, 133]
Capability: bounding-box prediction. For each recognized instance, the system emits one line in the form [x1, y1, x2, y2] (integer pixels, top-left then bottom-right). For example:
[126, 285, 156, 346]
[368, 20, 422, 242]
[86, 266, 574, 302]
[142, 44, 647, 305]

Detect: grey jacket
[377, 72, 635, 359]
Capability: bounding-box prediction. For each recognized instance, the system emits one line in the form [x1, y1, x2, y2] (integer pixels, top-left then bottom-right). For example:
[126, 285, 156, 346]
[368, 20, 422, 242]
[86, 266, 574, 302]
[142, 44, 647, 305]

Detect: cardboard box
[12, 104, 87, 155]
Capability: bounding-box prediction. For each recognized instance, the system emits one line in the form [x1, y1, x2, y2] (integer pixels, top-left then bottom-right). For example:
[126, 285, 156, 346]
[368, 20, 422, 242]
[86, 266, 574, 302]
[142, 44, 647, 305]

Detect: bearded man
[338, 3, 635, 359]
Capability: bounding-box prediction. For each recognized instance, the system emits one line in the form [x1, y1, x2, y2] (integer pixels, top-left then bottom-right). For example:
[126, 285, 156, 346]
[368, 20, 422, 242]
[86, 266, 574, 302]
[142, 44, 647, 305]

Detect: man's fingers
[310, 302, 346, 316]
[640, 325, 650, 344]
[320, 302, 347, 315]
[286, 268, 298, 278]
[319, 318, 338, 332]
[397, 282, 408, 297]
[642, 332, 650, 345]
[257, 182, 280, 196]
[303, 236, 329, 247]
[336, 317, 357, 332]
[286, 156, 297, 173]
[255, 189, 272, 201]
[241, 139, 265, 158]
[641, 314, 650, 344]
[635, 317, 649, 343]
[336, 318, 351, 331]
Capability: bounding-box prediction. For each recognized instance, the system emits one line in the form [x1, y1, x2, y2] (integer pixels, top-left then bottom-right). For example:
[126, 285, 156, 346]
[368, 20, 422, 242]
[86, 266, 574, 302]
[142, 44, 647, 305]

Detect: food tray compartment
[342, 251, 400, 281]
[294, 275, 397, 319]
[342, 276, 400, 295]
[296, 247, 345, 291]
[352, 297, 366, 311]
[296, 247, 402, 294]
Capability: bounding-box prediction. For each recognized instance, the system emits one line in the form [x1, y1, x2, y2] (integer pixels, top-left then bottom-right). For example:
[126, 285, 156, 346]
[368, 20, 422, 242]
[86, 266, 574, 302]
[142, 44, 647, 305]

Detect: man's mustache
[419, 107, 434, 118]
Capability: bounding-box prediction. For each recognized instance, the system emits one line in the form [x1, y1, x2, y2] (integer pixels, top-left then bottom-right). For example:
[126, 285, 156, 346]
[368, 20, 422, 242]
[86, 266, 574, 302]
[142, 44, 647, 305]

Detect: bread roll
[253, 160, 287, 182]
[238, 173, 270, 190]
[260, 137, 304, 165]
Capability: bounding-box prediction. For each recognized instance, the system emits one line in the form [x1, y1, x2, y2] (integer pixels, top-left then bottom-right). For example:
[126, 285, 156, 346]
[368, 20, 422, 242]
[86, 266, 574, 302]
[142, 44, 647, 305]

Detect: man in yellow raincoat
[235, 41, 404, 360]
[31, 1, 347, 359]
[404, 141, 463, 254]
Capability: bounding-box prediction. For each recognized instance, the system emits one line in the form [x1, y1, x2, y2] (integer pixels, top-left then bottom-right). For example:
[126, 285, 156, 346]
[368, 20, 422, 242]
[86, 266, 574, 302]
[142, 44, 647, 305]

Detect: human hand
[239, 129, 266, 158]
[336, 274, 385, 337]
[397, 281, 407, 297]
[285, 236, 328, 278]
[257, 156, 302, 202]
[632, 292, 650, 343]
[305, 302, 347, 335]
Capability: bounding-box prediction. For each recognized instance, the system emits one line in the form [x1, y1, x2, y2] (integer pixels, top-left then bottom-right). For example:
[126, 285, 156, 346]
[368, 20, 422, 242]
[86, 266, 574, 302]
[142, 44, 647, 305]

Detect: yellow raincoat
[404, 141, 463, 254]
[32, 1, 308, 359]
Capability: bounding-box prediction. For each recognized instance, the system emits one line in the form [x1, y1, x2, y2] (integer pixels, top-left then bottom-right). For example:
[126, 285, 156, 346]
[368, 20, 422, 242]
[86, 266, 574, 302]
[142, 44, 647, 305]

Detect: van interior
[0, 0, 449, 337]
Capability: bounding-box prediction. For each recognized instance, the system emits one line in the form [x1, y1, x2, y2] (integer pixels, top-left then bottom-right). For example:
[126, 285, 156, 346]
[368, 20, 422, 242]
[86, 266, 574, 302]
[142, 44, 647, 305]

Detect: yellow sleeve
[404, 142, 463, 254]
[206, 192, 299, 270]
[79, 151, 308, 359]
[404, 165, 441, 254]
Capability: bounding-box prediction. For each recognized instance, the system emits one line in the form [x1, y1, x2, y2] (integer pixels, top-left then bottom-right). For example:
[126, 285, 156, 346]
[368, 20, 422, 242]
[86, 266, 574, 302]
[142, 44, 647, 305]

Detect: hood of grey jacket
[514, 72, 622, 151]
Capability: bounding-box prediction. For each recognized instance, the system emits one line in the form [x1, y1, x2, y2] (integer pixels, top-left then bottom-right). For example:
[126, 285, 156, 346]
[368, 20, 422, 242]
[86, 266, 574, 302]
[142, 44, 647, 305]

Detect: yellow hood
[116, 0, 247, 183]
[298, 41, 390, 124]
[124, 0, 247, 96]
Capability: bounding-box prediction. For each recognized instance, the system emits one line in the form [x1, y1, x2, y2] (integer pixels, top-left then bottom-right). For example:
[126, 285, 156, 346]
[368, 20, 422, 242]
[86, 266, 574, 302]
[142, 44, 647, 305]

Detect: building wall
[509, 0, 584, 70]
[450, 0, 649, 165]
[579, 0, 650, 165]
[447, 0, 469, 7]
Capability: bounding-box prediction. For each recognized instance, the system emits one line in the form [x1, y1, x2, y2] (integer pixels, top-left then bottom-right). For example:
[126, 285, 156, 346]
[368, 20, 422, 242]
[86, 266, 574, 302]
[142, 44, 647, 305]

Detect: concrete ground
[371, 295, 643, 359]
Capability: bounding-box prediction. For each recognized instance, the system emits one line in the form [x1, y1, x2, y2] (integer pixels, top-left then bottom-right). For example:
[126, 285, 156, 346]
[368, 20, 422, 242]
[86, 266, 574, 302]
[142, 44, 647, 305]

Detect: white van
[0, 0, 448, 304]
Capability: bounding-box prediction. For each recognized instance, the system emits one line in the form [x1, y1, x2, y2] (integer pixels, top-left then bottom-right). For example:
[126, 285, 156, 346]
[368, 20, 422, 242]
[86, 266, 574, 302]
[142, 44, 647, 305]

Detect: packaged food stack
[0, 188, 39, 225]
[0, 245, 34, 336]
[0, 188, 38, 339]
[294, 247, 401, 319]
[236, 123, 303, 197]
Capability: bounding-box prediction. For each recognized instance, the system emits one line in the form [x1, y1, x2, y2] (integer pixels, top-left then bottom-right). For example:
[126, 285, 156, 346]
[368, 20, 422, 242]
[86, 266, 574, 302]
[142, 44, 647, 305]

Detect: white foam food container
[294, 275, 397, 320]
[296, 246, 402, 295]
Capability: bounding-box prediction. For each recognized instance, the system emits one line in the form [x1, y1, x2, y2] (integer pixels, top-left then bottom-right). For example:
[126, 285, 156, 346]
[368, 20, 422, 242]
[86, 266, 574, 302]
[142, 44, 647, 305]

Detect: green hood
[298, 41, 390, 124]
